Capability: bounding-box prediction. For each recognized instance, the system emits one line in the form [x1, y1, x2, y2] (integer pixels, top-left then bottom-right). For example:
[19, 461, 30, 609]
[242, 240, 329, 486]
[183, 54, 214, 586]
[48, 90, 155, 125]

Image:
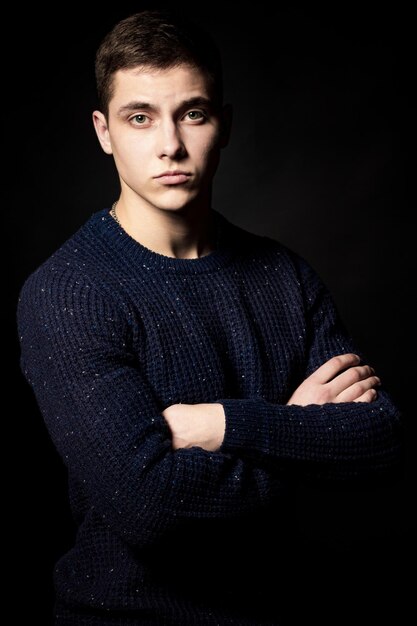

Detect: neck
[113, 195, 217, 259]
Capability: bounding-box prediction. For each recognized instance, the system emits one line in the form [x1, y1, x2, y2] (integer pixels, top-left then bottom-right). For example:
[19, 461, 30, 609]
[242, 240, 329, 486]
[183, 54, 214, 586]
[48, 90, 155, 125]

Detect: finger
[312, 353, 361, 384]
[337, 376, 380, 402]
[353, 388, 378, 403]
[329, 365, 376, 396]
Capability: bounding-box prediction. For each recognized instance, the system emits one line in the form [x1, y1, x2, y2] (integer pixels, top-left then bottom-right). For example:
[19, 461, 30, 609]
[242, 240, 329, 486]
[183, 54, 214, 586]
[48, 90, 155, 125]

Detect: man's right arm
[17, 268, 284, 550]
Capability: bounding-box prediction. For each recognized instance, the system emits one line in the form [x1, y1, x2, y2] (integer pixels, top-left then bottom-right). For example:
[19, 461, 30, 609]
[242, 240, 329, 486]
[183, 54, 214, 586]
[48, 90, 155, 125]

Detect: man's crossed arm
[163, 353, 381, 452]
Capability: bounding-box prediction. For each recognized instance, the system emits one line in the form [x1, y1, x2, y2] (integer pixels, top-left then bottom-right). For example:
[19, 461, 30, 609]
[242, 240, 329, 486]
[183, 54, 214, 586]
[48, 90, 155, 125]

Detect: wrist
[199, 403, 225, 451]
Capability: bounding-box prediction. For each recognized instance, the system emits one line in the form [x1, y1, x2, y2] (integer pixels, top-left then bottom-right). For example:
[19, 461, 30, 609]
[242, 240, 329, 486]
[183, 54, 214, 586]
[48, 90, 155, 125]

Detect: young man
[17, 10, 401, 626]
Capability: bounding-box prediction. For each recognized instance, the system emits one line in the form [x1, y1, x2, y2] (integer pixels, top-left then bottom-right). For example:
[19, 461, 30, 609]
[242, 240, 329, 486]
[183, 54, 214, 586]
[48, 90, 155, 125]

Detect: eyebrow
[116, 96, 214, 117]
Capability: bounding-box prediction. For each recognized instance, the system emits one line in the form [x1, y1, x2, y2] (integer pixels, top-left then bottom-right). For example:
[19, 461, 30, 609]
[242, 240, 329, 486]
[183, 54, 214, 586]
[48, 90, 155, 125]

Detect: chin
[152, 191, 201, 212]
[156, 206, 189, 214]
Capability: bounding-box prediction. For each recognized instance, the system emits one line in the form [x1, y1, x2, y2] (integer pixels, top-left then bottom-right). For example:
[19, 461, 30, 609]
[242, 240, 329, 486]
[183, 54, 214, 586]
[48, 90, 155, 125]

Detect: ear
[219, 103, 233, 149]
[92, 110, 113, 155]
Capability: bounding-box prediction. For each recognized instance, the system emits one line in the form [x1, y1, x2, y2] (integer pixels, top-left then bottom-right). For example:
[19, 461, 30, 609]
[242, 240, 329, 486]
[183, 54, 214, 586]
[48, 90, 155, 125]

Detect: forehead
[110, 64, 211, 110]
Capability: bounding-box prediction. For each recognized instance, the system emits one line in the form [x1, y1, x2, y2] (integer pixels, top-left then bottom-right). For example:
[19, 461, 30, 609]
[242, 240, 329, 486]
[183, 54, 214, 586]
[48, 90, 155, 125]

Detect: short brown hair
[95, 10, 223, 117]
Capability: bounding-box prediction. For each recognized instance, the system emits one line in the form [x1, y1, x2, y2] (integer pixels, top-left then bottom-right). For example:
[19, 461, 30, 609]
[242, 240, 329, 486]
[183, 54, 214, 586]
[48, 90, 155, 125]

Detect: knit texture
[17, 208, 401, 625]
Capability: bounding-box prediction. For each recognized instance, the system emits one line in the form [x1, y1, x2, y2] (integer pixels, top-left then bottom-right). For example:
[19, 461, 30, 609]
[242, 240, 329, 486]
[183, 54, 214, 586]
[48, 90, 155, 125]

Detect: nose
[156, 120, 186, 160]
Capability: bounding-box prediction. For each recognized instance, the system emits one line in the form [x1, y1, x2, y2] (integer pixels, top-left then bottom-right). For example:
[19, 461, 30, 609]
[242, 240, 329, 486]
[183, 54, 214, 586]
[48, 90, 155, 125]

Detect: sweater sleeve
[17, 267, 283, 549]
[218, 254, 402, 479]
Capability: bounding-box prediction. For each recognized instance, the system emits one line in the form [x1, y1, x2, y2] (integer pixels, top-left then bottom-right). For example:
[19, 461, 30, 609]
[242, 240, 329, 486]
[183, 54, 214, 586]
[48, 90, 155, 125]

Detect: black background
[6, 3, 411, 624]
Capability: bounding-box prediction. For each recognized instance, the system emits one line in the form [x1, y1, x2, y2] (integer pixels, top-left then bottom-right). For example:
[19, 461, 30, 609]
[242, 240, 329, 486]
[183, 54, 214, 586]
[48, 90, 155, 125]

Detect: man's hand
[162, 403, 226, 451]
[287, 353, 380, 406]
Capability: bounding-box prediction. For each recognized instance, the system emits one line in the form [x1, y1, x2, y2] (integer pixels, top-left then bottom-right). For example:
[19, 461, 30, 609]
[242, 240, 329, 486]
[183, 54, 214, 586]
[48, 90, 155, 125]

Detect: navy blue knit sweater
[17, 208, 401, 625]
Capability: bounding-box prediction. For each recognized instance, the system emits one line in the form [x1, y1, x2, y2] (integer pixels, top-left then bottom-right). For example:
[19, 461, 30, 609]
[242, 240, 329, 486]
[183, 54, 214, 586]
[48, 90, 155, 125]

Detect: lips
[154, 171, 191, 185]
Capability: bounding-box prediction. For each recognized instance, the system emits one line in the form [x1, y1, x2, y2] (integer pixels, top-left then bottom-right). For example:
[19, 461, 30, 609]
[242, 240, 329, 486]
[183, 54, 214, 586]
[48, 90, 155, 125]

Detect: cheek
[188, 130, 221, 165]
[111, 132, 151, 168]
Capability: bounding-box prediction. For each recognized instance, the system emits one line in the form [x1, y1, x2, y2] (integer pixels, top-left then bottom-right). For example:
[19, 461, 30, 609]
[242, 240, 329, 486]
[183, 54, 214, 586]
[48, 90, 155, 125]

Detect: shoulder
[18, 209, 121, 313]
[222, 213, 317, 280]
[23, 208, 113, 281]
[17, 215, 127, 337]
[17, 259, 134, 376]
[221, 215, 333, 311]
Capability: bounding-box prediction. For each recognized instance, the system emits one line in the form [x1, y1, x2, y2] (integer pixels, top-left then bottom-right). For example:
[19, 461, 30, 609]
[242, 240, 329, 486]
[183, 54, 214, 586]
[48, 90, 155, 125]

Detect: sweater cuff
[217, 397, 275, 455]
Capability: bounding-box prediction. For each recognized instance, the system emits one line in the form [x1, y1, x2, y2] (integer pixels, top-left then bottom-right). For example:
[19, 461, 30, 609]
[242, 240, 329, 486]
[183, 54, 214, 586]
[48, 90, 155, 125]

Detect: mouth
[154, 170, 192, 185]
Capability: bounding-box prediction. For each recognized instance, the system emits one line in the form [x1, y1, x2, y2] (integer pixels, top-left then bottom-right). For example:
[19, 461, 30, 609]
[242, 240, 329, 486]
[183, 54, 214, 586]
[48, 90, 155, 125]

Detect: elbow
[96, 486, 179, 550]
[111, 511, 174, 550]
[344, 403, 404, 482]
[368, 411, 404, 479]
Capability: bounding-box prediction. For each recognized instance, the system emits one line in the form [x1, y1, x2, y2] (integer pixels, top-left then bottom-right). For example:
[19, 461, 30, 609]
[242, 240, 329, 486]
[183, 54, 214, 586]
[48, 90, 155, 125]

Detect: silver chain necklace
[110, 201, 121, 226]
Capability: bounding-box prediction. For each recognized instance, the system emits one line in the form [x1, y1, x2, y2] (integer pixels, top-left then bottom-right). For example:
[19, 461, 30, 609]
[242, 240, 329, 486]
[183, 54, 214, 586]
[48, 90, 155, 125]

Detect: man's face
[94, 64, 229, 213]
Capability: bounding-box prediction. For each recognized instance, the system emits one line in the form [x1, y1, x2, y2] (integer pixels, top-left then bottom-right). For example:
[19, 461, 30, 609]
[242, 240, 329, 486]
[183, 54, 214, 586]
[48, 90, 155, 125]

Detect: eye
[185, 110, 206, 122]
[130, 114, 149, 125]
